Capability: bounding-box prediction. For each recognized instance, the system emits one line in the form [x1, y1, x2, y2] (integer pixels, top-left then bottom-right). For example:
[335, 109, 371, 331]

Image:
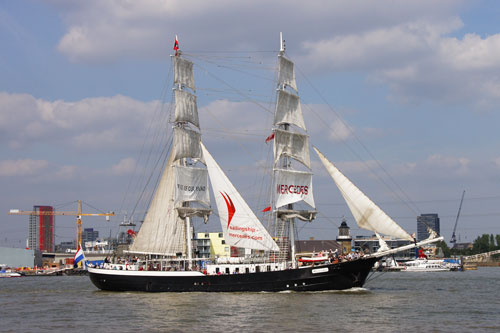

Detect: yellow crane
[9, 200, 115, 246]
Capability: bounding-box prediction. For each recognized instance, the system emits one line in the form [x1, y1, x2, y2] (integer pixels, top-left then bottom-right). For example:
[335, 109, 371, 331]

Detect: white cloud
[328, 120, 353, 142]
[51, 0, 461, 63]
[0, 159, 49, 176]
[47, 0, 500, 107]
[494, 157, 500, 169]
[0, 92, 158, 151]
[111, 157, 137, 175]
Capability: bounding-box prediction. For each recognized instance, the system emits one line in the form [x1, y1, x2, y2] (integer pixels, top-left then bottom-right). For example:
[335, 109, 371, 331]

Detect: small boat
[298, 254, 329, 263]
[401, 258, 458, 272]
[0, 265, 22, 278]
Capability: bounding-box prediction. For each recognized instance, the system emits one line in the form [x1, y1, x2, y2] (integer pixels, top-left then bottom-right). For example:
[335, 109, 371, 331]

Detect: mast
[129, 36, 211, 259]
[272, 33, 316, 267]
[175, 38, 193, 269]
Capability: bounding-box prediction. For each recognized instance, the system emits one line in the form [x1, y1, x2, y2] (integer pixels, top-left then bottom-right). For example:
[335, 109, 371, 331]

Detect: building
[55, 241, 76, 253]
[195, 232, 231, 258]
[28, 206, 55, 252]
[82, 228, 99, 244]
[417, 214, 440, 241]
[295, 239, 340, 254]
[336, 218, 353, 254]
[0, 246, 38, 268]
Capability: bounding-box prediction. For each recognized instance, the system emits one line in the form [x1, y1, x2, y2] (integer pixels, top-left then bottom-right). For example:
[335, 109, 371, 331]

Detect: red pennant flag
[265, 132, 275, 143]
[173, 35, 179, 54]
[262, 206, 272, 212]
[127, 229, 137, 238]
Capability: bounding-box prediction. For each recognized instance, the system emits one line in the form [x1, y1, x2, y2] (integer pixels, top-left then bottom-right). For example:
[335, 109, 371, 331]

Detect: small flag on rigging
[265, 132, 275, 143]
[262, 205, 272, 212]
[173, 35, 179, 54]
[73, 243, 85, 268]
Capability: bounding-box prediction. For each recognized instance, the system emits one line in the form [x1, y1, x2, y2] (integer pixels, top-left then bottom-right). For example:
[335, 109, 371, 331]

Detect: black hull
[89, 257, 377, 292]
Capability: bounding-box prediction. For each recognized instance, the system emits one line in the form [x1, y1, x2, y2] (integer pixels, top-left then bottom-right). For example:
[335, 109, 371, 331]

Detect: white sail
[174, 57, 195, 90]
[174, 166, 210, 206]
[314, 147, 414, 241]
[274, 90, 306, 130]
[173, 127, 202, 161]
[274, 169, 315, 209]
[278, 55, 297, 91]
[175, 90, 200, 129]
[201, 142, 279, 251]
[129, 153, 186, 255]
[274, 129, 311, 169]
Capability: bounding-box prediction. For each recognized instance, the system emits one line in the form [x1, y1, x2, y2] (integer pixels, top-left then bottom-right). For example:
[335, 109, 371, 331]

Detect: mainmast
[272, 33, 316, 267]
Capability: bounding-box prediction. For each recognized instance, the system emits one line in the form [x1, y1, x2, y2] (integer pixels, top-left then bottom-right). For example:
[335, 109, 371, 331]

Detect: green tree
[437, 241, 451, 257]
[472, 234, 491, 253]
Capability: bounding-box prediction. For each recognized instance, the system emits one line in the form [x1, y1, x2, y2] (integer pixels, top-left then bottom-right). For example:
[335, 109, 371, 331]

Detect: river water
[1, 268, 499, 332]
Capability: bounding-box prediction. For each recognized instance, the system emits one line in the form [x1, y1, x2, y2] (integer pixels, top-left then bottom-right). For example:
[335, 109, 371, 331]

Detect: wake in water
[274, 287, 371, 294]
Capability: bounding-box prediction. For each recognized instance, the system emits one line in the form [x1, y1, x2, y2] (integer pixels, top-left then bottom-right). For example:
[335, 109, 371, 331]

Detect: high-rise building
[417, 213, 440, 241]
[28, 206, 54, 252]
[82, 228, 99, 243]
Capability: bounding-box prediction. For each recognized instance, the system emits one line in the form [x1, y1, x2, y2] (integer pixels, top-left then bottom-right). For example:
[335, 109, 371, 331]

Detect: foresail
[129, 152, 186, 255]
[274, 169, 315, 209]
[314, 147, 414, 241]
[201, 142, 279, 251]
[174, 166, 210, 206]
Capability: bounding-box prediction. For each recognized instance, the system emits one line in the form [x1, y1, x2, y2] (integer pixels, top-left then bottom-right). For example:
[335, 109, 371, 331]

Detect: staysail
[201, 142, 279, 251]
[129, 153, 186, 255]
[314, 147, 414, 241]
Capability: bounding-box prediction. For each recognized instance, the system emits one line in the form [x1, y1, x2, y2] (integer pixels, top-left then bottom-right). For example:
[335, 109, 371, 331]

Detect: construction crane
[9, 200, 115, 247]
[450, 190, 465, 245]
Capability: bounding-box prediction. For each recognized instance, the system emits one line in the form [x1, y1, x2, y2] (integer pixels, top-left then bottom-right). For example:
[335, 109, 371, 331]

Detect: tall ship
[88, 35, 442, 292]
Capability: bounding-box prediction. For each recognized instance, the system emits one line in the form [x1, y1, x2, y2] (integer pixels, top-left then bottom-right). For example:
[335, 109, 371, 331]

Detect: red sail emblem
[220, 191, 236, 229]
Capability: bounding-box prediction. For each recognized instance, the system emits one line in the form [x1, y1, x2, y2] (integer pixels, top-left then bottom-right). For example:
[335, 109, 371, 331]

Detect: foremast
[129, 38, 211, 265]
[272, 34, 317, 267]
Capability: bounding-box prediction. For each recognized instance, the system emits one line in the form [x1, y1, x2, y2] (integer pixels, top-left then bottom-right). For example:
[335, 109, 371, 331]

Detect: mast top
[173, 35, 180, 56]
[280, 32, 285, 54]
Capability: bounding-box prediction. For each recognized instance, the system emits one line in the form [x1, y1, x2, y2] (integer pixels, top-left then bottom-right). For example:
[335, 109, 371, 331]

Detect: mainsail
[313, 147, 414, 241]
[201, 143, 279, 251]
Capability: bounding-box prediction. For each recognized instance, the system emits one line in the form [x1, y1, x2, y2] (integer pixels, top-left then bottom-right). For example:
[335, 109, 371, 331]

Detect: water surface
[1, 268, 499, 332]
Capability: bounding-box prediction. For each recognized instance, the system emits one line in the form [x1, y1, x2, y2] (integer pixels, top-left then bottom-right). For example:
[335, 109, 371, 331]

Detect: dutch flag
[73, 244, 85, 268]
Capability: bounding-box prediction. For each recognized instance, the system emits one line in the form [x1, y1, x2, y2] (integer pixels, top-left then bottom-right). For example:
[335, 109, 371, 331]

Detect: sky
[1, 0, 500, 248]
